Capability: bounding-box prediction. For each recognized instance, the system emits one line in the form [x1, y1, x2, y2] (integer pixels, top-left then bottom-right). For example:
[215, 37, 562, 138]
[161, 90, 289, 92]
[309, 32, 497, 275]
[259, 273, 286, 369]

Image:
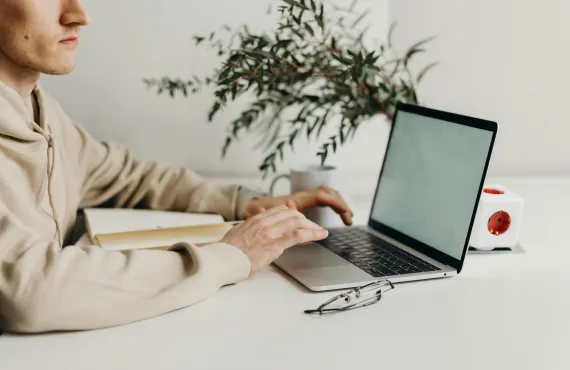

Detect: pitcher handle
[269, 174, 291, 196]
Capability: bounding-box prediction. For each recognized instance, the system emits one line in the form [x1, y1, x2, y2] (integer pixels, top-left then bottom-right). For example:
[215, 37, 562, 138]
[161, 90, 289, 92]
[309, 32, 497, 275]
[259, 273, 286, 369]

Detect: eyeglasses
[304, 280, 395, 315]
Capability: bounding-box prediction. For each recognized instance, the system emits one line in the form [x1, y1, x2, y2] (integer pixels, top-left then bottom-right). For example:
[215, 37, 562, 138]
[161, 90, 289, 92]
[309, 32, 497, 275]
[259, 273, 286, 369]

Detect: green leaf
[387, 22, 397, 48]
[243, 50, 273, 60]
[208, 101, 221, 122]
[407, 36, 436, 52]
[310, 0, 316, 11]
[304, 22, 315, 36]
[331, 52, 352, 65]
[291, 28, 304, 39]
[351, 11, 367, 28]
[405, 48, 425, 59]
[351, 67, 360, 82]
[350, 121, 359, 139]
[404, 48, 426, 66]
[416, 62, 439, 83]
[193, 36, 205, 45]
[317, 148, 328, 166]
[317, 108, 331, 137]
[316, 5, 325, 30]
[365, 51, 378, 64]
[295, 104, 310, 122]
[307, 116, 319, 138]
[277, 141, 285, 161]
[282, 0, 309, 10]
[231, 83, 238, 100]
[289, 129, 299, 147]
[273, 39, 293, 52]
[339, 120, 347, 144]
[222, 137, 232, 158]
[292, 15, 300, 25]
[389, 59, 401, 77]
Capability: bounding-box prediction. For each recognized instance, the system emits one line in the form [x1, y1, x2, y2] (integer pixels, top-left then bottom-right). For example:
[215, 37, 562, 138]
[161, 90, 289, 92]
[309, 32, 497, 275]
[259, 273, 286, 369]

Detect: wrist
[236, 186, 267, 220]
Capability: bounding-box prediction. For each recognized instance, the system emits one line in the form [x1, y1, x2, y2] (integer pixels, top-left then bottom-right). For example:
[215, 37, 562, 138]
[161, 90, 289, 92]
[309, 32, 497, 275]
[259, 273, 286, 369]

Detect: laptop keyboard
[317, 227, 441, 278]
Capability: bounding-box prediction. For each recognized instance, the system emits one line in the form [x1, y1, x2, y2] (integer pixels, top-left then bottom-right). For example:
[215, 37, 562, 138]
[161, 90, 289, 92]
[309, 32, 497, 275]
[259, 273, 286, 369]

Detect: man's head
[0, 0, 90, 76]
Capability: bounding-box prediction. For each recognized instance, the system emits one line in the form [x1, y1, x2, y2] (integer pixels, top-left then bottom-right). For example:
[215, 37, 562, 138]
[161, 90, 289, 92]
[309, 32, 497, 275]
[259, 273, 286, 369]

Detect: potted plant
[144, 0, 437, 178]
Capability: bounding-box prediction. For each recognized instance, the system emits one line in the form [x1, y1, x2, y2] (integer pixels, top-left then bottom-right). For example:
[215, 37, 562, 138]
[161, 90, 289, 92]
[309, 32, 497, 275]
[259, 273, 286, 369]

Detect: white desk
[1, 176, 569, 370]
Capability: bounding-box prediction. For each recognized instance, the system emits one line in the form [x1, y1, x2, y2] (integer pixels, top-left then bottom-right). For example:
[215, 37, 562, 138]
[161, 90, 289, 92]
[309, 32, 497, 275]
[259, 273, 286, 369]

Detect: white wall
[390, 0, 570, 176]
[40, 0, 390, 179]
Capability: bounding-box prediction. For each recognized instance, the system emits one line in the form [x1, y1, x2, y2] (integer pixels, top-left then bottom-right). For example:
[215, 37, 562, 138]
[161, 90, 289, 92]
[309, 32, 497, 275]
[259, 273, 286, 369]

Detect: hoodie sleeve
[63, 120, 242, 221]
[0, 201, 251, 333]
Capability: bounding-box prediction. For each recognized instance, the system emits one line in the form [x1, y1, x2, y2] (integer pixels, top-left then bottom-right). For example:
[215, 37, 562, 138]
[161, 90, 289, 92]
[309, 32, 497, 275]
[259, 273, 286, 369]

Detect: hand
[242, 186, 353, 225]
[221, 205, 328, 273]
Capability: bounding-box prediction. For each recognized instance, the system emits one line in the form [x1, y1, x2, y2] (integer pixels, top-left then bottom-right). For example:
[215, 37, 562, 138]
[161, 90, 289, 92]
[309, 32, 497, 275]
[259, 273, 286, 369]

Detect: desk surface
[1, 176, 569, 370]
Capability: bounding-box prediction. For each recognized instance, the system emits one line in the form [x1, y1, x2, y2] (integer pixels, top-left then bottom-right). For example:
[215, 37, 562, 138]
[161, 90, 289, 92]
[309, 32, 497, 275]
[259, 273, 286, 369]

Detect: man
[0, 0, 353, 334]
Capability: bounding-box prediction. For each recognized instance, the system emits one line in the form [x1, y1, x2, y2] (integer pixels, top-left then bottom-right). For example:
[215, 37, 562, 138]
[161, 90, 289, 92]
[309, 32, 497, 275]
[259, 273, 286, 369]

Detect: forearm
[1, 238, 250, 333]
[79, 141, 241, 220]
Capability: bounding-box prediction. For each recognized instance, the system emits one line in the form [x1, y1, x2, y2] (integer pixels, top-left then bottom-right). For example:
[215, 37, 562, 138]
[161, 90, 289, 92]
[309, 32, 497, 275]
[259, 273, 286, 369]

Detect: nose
[61, 0, 91, 27]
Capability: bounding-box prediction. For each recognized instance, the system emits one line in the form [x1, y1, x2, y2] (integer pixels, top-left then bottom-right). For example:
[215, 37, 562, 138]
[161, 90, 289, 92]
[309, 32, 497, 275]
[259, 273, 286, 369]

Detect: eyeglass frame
[304, 280, 395, 315]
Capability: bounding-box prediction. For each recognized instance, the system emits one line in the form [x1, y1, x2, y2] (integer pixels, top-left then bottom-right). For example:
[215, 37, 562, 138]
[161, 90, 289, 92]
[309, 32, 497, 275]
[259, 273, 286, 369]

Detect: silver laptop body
[274, 103, 498, 292]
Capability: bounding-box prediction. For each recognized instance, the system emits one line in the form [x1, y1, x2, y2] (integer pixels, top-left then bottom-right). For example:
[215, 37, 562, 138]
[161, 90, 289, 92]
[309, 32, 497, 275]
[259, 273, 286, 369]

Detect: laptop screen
[370, 106, 495, 263]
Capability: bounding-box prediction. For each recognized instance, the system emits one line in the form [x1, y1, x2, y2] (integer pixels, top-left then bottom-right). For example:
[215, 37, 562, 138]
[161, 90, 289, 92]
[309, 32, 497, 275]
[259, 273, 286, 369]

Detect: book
[83, 208, 237, 251]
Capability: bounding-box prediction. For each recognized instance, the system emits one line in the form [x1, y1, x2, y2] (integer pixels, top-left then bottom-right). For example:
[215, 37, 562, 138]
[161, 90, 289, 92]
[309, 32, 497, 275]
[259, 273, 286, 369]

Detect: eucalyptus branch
[144, 0, 437, 178]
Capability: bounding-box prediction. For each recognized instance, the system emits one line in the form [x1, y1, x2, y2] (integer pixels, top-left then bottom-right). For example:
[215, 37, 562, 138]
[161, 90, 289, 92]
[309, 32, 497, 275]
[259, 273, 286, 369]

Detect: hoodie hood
[0, 79, 49, 143]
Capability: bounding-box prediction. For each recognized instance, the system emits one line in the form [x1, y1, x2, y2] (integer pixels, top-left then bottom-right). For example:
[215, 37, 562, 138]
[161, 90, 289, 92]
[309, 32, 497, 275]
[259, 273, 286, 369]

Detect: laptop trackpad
[277, 242, 348, 269]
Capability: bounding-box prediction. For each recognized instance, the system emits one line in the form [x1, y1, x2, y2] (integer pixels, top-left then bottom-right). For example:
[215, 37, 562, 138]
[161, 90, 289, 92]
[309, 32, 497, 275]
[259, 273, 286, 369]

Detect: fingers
[275, 228, 329, 250]
[293, 188, 353, 225]
[315, 189, 353, 225]
[254, 207, 304, 229]
[247, 204, 288, 223]
[315, 189, 350, 213]
[265, 213, 324, 239]
[285, 198, 297, 210]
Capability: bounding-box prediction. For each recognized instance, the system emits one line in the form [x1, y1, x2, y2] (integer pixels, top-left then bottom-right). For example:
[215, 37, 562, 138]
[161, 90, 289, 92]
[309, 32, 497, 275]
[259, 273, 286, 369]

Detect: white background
[389, 0, 570, 176]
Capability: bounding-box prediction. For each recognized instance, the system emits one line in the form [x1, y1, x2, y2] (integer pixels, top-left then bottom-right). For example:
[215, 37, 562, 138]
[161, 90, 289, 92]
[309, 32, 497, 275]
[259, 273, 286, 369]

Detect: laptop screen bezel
[367, 102, 498, 273]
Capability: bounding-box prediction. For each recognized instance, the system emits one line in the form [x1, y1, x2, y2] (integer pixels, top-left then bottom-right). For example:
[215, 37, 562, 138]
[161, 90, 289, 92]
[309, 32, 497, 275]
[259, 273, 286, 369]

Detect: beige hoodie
[0, 80, 252, 334]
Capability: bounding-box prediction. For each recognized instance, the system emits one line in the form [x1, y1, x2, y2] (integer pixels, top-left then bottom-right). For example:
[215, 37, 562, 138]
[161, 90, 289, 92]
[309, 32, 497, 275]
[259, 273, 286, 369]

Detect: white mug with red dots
[469, 185, 524, 251]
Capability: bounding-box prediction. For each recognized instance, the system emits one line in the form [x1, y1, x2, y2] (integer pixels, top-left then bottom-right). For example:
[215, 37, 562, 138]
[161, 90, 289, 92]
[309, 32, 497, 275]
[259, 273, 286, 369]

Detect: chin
[41, 63, 76, 75]
[38, 54, 77, 75]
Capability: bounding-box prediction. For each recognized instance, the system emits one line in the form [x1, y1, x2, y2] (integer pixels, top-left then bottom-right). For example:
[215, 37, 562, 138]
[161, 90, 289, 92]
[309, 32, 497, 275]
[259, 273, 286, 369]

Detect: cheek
[24, 26, 61, 60]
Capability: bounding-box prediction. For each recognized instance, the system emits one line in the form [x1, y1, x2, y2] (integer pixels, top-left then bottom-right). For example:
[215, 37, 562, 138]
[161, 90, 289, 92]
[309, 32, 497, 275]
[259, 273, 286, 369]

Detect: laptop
[274, 102, 498, 291]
